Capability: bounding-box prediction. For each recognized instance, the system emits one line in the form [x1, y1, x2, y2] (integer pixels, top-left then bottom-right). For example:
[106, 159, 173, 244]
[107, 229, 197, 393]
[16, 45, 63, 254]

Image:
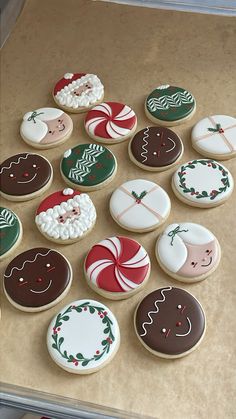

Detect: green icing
[0, 207, 20, 257]
[61, 144, 116, 187]
[146, 85, 195, 122]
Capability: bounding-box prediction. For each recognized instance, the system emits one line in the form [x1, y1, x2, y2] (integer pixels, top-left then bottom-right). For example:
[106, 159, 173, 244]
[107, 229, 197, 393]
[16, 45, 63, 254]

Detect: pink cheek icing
[41, 113, 72, 144]
[178, 240, 219, 277]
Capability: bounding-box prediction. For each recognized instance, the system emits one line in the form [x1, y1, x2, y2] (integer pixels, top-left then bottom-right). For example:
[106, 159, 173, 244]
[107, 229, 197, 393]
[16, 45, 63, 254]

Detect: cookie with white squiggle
[134, 286, 206, 359]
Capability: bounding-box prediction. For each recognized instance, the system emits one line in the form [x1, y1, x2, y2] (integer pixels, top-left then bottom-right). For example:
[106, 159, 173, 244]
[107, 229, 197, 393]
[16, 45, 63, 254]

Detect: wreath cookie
[145, 84, 196, 126]
[172, 159, 234, 208]
[0, 207, 22, 261]
[47, 299, 120, 374]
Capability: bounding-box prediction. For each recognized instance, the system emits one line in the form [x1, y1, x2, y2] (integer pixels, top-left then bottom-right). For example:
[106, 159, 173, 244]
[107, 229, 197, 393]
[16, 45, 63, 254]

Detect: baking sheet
[0, 0, 236, 417]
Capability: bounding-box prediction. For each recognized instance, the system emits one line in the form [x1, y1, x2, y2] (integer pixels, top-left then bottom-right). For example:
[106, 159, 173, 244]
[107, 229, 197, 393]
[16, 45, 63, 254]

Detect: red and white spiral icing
[85, 236, 150, 293]
[85, 102, 137, 139]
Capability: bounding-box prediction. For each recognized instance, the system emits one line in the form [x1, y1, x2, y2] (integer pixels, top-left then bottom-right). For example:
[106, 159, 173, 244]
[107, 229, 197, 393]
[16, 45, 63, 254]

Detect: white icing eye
[9, 174, 14, 178]
[161, 328, 166, 333]
[19, 278, 24, 282]
[46, 263, 51, 268]
[32, 164, 37, 168]
[177, 305, 182, 309]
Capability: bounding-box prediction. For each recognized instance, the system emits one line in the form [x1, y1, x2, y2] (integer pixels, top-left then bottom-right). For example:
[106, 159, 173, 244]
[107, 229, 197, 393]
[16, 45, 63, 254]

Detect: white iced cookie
[156, 223, 221, 283]
[191, 115, 236, 160]
[172, 159, 234, 208]
[53, 72, 104, 113]
[47, 299, 120, 374]
[20, 107, 73, 149]
[110, 179, 171, 232]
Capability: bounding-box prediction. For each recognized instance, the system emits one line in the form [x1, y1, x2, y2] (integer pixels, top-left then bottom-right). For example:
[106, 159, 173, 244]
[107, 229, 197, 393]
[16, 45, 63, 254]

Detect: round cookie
[109, 179, 171, 232]
[47, 299, 120, 374]
[84, 236, 151, 300]
[145, 84, 196, 126]
[134, 286, 206, 359]
[35, 188, 96, 244]
[20, 107, 73, 149]
[3, 248, 72, 312]
[60, 144, 117, 191]
[53, 72, 104, 113]
[156, 223, 221, 283]
[129, 126, 184, 171]
[0, 153, 53, 201]
[191, 115, 236, 160]
[85, 102, 137, 144]
[0, 207, 22, 260]
[172, 159, 234, 208]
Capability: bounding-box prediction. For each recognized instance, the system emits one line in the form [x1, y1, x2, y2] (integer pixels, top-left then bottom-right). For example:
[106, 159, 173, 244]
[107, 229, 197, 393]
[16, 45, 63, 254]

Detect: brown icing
[135, 287, 205, 355]
[0, 153, 52, 196]
[4, 248, 71, 307]
[130, 127, 182, 167]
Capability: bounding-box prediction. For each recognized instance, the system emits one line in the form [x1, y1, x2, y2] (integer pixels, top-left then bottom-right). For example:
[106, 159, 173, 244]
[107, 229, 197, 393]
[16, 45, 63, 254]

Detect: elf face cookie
[3, 248, 72, 312]
[172, 159, 234, 208]
[0, 153, 53, 201]
[145, 84, 196, 126]
[53, 73, 104, 113]
[135, 286, 206, 358]
[85, 102, 137, 143]
[85, 236, 151, 299]
[47, 299, 120, 374]
[129, 126, 183, 171]
[191, 115, 236, 160]
[20, 108, 73, 149]
[0, 207, 22, 260]
[60, 144, 117, 191]
[110, 179, 171, 232]
[156, 223, 221, 283]
[35, 188, 96, 243]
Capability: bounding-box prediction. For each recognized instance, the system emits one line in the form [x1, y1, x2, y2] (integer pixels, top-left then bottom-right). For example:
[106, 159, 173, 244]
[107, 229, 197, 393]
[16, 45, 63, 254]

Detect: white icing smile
[30, 279, 52, 294]
[176, 316, 192, 337]
[17, 173, 37, 184]
[166, 137, 176, 153]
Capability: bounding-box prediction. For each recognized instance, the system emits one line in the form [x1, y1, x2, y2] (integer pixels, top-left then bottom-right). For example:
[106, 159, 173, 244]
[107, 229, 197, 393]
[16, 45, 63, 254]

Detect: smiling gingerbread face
[135, 287, 205, 356]
[130, 127, 183, 168]
[4, 248, 72, 309]
[0, 153, 52, 197]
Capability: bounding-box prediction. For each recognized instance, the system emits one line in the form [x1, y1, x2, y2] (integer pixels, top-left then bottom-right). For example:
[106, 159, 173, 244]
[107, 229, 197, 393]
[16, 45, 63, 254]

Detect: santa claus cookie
[60, 144, 117, 191]
[110, 179, 171, 232]
[53, 73, 104, 113]
[0, 153, 53, 201]
[134, 286, 206, 359]
[85, 102, 137, 144]
[172, 159, 234, 208]
[35, 188, 96, 244]
[156, 223, 221, 283]
[0, 207, 22, 261]
[47, 299, 120, 374]
[3, 248, 72, 312]
[84, 236, 151, 300]
[145, 84, 196, 126]
[129, 126, 184, 171]
[20, 107, 73, 149]
[191, 115, 236, 160]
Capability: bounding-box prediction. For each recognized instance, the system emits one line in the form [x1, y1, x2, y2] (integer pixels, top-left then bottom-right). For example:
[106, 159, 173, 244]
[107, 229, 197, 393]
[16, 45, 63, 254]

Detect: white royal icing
[191, 115, 236, 155]
[157, 85, 170, 90]
[64, 149, 71, 158]
[140, 287, 172, 337]
[47, 299, 120, 373]
[63, 188, 74, 196]
[20, 108, 65, 143]
[110, 179, 171, 230]
[35, 194, 96, 241]
[64, 73, 74, 79]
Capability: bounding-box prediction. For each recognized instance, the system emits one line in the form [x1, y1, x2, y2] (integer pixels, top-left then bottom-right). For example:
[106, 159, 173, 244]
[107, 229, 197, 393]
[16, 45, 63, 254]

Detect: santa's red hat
[53, 73, 86, 95]
[36, 189, 81, 215]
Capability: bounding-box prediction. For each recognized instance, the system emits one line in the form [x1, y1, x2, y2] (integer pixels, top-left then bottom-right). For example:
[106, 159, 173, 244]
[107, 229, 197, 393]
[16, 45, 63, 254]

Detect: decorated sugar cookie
[0, 207, 22, 260]
[85, 102, 137, 143]
[35, 188, 96, 243]
[191, 115, 236, 160]
[156, 223, 221, 283]
[172, 159, 234, 208]
[110, 179, 171, 232]
[20, 107, 73, 149]
[53, 73, 104, 113]
[60, 144, 117, 191]
[47, 299, 120, 374]
[0, 153, 53, 201]
[85, 236, 151, 299]
[3, 248, 72, 312]
[134, 286, 206, 358]
[145, 84, 196, 126]
[129, 126, 183, 171]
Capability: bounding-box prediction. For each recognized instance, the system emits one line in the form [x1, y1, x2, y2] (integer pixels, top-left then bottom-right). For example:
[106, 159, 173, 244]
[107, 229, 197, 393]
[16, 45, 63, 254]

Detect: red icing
[36, 190, 81, 214]
[53, 73, 86, 95]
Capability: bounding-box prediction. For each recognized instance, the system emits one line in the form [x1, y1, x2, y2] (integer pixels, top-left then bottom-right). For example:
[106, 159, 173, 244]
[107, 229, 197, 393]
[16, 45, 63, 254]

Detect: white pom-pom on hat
[64, 73, 74, 79]
[63, 188, 74, 196]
